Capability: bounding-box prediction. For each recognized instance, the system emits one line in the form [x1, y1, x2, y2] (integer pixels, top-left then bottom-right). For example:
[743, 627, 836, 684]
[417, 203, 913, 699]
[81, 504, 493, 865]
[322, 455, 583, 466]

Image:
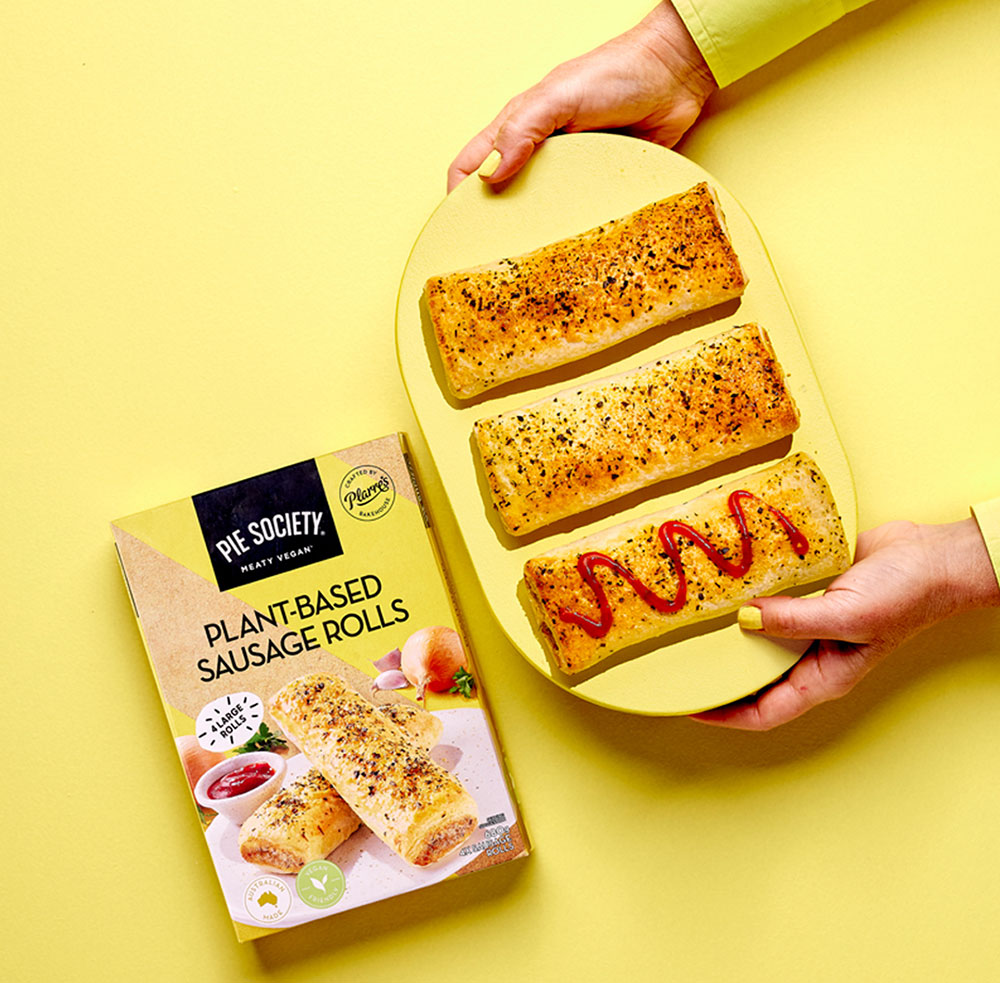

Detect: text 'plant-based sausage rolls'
[269, 674, 477, 866]
[424, 182, 748, 399]
[474, 323, 800, 535]
[523, 453, 850, 675]
[238, 700, 443, 873]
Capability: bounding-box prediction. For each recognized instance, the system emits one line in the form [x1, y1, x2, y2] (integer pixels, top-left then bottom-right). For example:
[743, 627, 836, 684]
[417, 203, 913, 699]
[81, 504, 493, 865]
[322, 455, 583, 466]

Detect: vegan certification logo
[244, 876, 292, 924]
[339, 465, 395, 522]
[296, 860, 346, 909]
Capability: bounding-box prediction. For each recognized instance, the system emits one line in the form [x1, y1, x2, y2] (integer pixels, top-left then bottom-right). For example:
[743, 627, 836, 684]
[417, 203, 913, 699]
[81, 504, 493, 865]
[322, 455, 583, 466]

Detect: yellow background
[3, 1, 998, 980]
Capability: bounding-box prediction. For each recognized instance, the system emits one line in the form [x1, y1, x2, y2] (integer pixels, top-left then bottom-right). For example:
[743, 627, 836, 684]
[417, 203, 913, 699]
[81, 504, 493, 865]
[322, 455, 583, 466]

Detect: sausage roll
[374, 700, 444, 750]
[238, 700, 442, 872]
[523, 453, 850, 674]
[237, 769, 361, 873]
[269, 674, 477, 866]
[474, 323, 800, 535]
[424, 182, 747, 399]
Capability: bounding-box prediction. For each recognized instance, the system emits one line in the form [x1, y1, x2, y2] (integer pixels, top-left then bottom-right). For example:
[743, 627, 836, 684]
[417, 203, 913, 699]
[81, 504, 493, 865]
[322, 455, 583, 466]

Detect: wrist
[640, 2, 717, 104]
[936, 517, 1000, 614]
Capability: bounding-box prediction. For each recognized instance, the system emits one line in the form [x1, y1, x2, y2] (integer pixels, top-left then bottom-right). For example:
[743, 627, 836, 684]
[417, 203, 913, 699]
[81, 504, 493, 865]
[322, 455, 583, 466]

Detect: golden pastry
[237, 770, 362, 873]
[238, 699, 443, 872]
[269, 674, 477, 866]
[523, 453, 850, 674]
[474, 323, 799, 535]
[424, 182, 747, 399]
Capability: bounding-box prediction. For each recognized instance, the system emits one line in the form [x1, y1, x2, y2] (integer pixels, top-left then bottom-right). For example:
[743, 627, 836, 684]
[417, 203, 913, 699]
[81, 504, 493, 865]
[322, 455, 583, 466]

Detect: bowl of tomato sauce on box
[194, 751, 286, 825]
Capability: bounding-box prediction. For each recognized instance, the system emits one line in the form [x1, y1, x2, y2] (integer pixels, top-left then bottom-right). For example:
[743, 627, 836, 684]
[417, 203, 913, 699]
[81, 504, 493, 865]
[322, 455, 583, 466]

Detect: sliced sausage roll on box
[238, 701, 443, 873]
[523, 453, 851, 675]
[474, 323, 800, 535]
[425, 182, 747, 399]
[237, 769, 362, 873]
[269, 674, 477, 866]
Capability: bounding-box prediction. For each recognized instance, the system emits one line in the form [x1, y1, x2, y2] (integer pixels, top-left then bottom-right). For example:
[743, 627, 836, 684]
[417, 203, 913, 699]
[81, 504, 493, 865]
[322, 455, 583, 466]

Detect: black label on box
[193, 459, 343, 590]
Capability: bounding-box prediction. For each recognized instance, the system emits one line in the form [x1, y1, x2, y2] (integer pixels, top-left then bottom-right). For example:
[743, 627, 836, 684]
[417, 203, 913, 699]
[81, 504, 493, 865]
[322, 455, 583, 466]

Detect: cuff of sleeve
[971, 497, 1000, 593]
[671, 0, 848, 88]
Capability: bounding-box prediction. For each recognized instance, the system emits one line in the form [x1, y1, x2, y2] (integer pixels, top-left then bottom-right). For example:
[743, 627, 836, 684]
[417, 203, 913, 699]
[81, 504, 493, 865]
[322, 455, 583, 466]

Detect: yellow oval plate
[396, 133, 855, 715]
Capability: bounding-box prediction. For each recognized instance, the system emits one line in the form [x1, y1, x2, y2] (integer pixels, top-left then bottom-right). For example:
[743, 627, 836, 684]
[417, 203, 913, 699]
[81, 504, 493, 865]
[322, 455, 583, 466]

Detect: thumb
[446, 92, 561, 193]
[480, 112, 556, 185]
[447, 128, 498, 192]
[479, 81, 580, 186]
[738, 591, 864, 644]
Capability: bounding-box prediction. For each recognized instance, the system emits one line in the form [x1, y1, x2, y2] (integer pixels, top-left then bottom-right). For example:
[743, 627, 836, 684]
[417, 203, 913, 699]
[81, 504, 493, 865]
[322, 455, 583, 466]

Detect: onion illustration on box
[112, 435, 527, 941]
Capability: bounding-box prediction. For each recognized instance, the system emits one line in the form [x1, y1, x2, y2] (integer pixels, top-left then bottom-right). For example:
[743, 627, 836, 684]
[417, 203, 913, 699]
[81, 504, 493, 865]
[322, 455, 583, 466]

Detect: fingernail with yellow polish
[478, 149, 502, 179]
[738, 605, 763, 631]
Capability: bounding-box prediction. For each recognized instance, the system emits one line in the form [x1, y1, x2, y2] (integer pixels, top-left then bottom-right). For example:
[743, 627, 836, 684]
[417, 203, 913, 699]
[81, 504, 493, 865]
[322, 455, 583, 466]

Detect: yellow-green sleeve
[971, 498, 1000, 590]
[672, 0, 877, 88]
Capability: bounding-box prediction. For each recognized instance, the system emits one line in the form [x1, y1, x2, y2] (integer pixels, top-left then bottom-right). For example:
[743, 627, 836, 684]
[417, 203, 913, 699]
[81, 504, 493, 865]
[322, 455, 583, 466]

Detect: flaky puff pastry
[424, 182, 747, 399]
[475, 323, 800, 535]
[374, 700, 444, 751]
[238, 700, 443, 872]
[524, 453, 850, 674]
[238, 769, 361, 873]
[269, 674, 477, 866]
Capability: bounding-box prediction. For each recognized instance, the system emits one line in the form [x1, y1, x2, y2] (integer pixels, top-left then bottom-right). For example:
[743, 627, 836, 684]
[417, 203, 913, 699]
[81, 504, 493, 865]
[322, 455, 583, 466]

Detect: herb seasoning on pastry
[237, 769, 362, 873]
[269, 674, 477, 866]
[424, 182, 747, 399]
[238, 699, 443, 872]
[474, 323, 799, 535]
[523, 453, 850, 675]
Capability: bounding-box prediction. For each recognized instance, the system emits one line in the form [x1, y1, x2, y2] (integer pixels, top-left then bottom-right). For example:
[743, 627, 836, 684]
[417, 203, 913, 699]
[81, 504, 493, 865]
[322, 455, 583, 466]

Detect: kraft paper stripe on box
[111, 433, 528, 942]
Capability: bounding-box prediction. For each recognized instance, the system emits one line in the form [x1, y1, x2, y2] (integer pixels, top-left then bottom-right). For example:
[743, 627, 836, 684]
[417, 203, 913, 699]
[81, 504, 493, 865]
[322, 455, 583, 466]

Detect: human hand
[691, 518, 1000, 731]
[447, 3, 717, 192]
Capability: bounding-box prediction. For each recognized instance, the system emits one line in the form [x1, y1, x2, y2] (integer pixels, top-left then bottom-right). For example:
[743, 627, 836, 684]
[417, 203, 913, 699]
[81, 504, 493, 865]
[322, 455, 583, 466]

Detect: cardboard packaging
[112, 433, 527, 941]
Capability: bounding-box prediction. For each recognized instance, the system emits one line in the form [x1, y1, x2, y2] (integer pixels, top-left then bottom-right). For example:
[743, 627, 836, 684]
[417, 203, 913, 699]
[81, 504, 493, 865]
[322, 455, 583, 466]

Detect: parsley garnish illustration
[235, 722, 287, 754]
[449, 667, 476, 698]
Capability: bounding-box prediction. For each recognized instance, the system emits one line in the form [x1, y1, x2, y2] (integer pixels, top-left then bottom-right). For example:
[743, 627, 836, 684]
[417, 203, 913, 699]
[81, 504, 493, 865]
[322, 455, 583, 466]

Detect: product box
[112, 434, 528, 941]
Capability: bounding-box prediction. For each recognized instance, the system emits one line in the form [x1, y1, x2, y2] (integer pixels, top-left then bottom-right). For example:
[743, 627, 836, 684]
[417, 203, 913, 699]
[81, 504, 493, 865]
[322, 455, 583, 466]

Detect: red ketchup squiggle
[558, 490, 810, 639]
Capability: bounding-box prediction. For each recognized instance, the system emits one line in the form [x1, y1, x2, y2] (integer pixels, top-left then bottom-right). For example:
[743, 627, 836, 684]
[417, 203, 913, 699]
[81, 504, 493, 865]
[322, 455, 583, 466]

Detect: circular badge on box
[243, 876, 292, 924]
[296, 860, 347, 909]
[339, 465, 395, 522]
[195, 692, 264, 751]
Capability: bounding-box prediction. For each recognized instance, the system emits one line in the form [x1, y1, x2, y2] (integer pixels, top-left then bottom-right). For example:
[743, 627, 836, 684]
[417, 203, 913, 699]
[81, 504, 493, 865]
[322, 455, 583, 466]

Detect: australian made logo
[244, 875, 292, 924]
[193, 458, 344, 590]
[339, 465, 395, 522]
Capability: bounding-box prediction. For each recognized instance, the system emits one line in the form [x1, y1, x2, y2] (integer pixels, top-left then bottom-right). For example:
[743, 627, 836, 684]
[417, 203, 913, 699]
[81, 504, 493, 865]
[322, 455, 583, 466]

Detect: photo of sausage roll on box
[111, 433, 527, 942]
[523, 453, 851, 675]
[238, 768, 363, 874]
[237, 701, 442, 873]
[474, 323, 800, 535]
[270, 673, 478, 867]
[424, 182, 747, 399]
